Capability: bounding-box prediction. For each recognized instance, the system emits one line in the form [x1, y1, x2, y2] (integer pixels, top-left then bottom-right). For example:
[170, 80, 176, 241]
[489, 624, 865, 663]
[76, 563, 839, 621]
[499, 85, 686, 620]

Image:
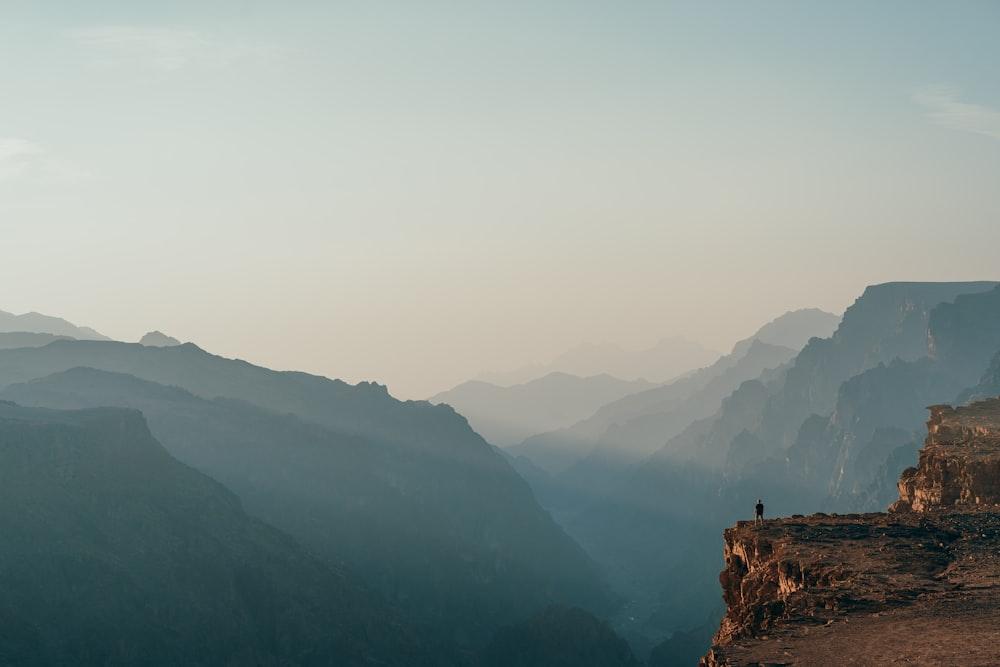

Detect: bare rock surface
[894, 398, 1000, 512]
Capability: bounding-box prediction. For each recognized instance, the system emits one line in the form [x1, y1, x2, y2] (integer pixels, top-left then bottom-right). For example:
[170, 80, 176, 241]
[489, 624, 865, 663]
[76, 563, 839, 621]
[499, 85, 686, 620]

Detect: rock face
[894, 399, 1000, 512]
[702, 398, 1000, 666]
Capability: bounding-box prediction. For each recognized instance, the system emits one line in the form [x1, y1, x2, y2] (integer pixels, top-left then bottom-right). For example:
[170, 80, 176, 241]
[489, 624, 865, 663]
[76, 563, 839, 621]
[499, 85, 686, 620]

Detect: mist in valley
[2, 2, 1000, 666]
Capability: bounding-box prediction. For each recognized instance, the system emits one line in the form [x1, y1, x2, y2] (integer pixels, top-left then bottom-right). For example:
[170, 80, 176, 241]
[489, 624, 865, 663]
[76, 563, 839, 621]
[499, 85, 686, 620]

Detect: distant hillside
[511, 308, 838, 475]
[0, 309, 108, 340]
[0, 331, 73, 349]
[737, 307, 839, 353]
[514, 340, 796, 474]
[430, 373, 656, 447]
[0, 342, 615, 649]
[0, 403, 434, 665]
[476, 336, 719, 387]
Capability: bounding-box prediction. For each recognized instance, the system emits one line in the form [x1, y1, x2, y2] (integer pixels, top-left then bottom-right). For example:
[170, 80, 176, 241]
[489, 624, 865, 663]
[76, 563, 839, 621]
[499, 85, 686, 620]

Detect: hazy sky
[2, 2, 999, 398]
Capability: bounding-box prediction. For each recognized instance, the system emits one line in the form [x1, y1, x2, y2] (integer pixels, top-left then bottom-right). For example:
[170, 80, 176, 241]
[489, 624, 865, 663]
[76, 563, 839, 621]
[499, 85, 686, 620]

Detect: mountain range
[0, 309, 108, 340]
[0, 340, 613, 652]
[475, 336, 720, 388]
[0, 402, 436, 665]
[3, 284, 998, 665]
[560, 281, 1000, 660]
[508, 309, 839, 476]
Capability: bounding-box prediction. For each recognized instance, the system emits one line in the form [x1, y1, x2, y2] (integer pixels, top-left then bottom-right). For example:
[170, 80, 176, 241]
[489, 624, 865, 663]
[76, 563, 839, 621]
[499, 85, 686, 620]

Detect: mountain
[703, 399, 1000, 666]
[430, 373, 656, 447]
[511, 308, 840, 473]
[777, 283, 1000, 510]
[0, 332, 73, 349]
[476, 336, 719, 387]
[510, 309, 838, 475]
[645, 282, 999, 492]
[479, 606, 639, 667]
[960, 348, 1000, 403]
[0, 402, 433, 666]
[0, 309, 108, 340]
[139, 330, 181, 346]
[754, 282, 998, 454]
[0, 342, 615, 649]
[737, 307, 840, 353]
[538, 283, 996, 654]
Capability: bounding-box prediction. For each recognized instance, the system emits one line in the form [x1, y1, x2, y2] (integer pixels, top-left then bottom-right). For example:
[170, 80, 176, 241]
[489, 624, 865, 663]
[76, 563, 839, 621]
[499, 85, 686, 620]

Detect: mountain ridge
[0, 346, 616, 649]
[0, 309, 109, 341]
[0, 401, 438, 665]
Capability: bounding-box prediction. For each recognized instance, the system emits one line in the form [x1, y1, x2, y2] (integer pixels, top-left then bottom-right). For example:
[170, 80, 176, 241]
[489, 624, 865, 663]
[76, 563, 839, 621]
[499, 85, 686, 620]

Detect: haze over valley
[3, 2, 1000, 665]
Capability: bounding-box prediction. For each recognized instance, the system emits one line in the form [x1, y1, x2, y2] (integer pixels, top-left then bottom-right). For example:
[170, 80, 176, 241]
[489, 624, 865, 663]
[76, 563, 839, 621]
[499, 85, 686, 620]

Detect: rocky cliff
[702, 397, 1000, 666]
[893, 399, 1000, 513]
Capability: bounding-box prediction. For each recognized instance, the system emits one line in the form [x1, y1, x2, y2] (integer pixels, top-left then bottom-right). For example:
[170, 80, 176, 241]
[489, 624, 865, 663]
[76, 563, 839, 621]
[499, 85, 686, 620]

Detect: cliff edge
[702, 398, 1000, 666]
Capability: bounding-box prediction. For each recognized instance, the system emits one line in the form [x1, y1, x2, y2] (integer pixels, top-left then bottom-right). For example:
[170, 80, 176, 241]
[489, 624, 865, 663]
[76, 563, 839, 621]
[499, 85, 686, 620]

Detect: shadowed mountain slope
[479, 606, 639, 667]
[0, 357, 614, 649]
[0, 402, 433, 666]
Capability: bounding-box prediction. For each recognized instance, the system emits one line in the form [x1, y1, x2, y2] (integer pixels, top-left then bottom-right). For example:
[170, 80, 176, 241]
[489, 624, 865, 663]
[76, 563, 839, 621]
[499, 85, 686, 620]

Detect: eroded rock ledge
[702, 398, 1000, 666]
[893, 399, 1000, 512]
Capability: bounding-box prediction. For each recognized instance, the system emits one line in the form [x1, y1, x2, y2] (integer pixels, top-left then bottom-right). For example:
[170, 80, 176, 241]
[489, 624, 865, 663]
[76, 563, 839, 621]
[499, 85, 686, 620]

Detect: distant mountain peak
[139, 330, 182, 347]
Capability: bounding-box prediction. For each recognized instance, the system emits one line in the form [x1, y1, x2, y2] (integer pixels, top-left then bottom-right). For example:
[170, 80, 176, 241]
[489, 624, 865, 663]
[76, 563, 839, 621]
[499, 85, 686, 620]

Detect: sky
[1, 1, 999, 398]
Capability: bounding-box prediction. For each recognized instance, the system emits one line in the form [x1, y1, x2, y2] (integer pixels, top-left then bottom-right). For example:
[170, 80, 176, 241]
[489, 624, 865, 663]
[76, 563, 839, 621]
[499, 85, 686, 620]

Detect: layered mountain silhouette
[0, 403, 437, 666]
[513, 340, 797, 475]
[475, 336, 719, 388]
[430, 373, 656, 447]
[0, 309, 108, 340]
[5, 284, 995, 664]
[0, 341, 614, 649]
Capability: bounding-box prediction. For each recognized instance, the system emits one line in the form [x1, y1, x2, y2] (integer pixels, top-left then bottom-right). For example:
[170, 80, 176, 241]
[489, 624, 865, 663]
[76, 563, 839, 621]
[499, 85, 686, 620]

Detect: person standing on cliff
[755, 499, 764, 526]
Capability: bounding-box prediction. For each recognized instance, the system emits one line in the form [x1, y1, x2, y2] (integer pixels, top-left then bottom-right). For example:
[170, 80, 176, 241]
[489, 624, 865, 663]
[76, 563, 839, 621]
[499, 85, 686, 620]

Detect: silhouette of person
[755, 499, 764, 526]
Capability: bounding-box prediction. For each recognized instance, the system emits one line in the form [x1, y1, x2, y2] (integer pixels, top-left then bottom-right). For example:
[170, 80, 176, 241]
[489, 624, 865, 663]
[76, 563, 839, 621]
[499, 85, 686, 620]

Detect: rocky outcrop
[702, 397, 1000, 666]
[893, 399, 1000, 512]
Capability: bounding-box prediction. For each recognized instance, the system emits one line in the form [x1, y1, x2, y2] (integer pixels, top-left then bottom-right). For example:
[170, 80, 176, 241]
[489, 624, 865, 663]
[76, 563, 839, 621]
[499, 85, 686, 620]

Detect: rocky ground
[702, 511, 1000, 666]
